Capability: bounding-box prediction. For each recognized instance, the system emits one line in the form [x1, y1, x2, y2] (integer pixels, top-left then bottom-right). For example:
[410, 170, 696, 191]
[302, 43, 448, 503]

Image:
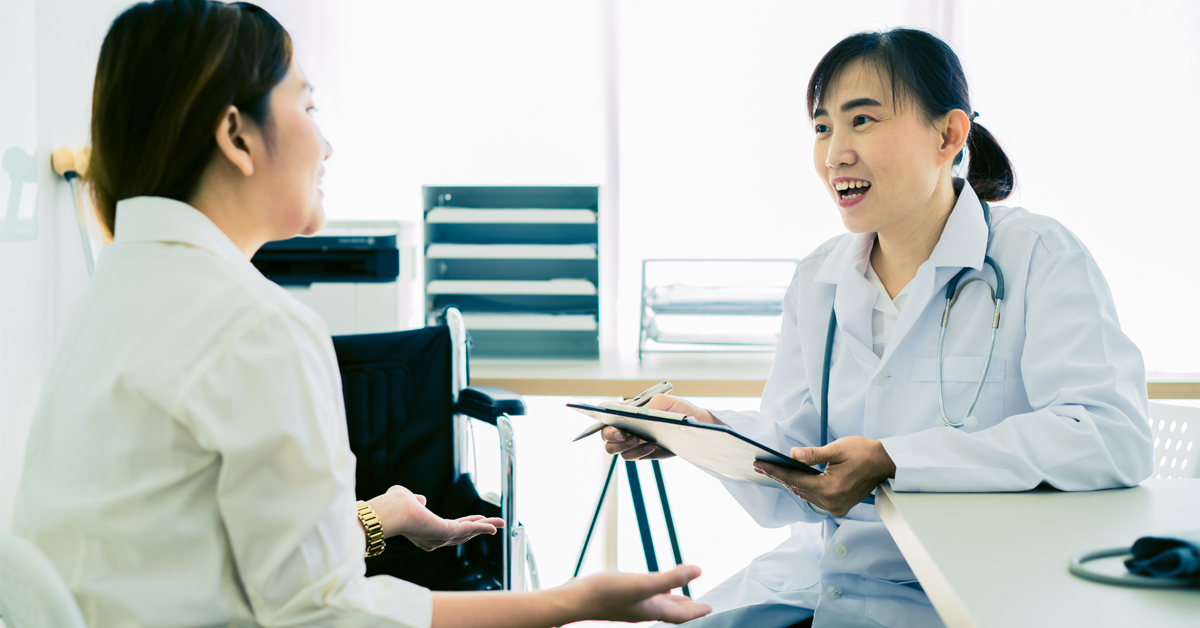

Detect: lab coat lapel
[816, 233, 879, 374]
[876, 181, 988, 370]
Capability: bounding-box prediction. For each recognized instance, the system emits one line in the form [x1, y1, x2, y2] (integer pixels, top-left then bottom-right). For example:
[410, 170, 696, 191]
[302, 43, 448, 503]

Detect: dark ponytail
[962, 121, 1014, 202]
[807, 28, 1015, 202]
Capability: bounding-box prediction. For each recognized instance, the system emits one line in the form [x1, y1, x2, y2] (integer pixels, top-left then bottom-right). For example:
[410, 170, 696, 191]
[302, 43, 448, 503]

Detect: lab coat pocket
[909, 357, 1005, 429]
[750, 530, 823, 592]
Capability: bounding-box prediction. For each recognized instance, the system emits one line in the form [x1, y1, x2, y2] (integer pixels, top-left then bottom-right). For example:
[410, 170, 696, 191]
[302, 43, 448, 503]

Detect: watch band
[356, 501, 386, 558]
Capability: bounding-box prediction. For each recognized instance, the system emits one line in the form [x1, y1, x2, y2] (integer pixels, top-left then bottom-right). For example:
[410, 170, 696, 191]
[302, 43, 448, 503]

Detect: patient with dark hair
[11, 1, 710, 626]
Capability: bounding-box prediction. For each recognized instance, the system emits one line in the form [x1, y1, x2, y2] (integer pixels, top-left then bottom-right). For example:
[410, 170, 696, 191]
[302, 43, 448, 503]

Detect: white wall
[956, 0, 1200, 373]
[254, 0, 607, 226]
[0, 0, 126, 532]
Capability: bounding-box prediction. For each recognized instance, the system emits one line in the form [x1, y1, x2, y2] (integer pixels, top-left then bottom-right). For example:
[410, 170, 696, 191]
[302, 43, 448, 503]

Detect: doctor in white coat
[603, 28, 1152, 628]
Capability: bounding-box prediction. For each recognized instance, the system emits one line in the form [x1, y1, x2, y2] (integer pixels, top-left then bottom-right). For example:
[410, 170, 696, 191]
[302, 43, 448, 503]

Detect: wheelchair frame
[444, 308, 540, 591]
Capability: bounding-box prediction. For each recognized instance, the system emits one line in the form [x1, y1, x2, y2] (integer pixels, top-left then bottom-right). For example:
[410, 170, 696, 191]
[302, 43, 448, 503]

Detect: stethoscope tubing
[936, 275, 1002, 428]
[822, 199, 1004, 440]
[810, 200, 1002, 515]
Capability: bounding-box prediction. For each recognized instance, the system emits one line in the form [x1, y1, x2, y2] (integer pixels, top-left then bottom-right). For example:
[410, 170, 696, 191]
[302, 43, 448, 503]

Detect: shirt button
[875, 370, 889, 386]
[833, 543, 848, 559]
[826, 585, 843, 601]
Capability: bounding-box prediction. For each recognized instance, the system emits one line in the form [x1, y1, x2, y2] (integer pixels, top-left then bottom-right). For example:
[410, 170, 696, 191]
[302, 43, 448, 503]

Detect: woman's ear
[937, 109, 971, 167]
[213, 105, 256, 177]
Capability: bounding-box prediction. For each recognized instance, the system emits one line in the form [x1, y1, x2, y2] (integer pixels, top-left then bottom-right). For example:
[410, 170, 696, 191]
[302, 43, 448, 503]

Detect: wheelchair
[333, 308, 538, 591]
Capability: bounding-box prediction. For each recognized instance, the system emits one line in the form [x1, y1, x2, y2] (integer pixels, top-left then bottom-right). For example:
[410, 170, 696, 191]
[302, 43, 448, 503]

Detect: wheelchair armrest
[456, 386, 527, 424]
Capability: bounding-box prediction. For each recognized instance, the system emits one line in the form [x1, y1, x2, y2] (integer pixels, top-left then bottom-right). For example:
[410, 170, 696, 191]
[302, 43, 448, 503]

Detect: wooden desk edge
[473, 378, 1199, 399]
[875, 485, 980, 628]
[470, 378, 768, 397]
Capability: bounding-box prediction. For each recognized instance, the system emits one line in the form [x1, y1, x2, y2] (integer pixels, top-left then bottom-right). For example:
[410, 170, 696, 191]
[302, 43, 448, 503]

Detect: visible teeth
[834, 180, 870, 191]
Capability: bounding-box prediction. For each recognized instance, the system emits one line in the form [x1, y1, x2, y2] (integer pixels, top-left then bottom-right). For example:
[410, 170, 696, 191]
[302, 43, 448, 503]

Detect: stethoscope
[802, 200, 1004, 516]
[820, 199, 1006, 445]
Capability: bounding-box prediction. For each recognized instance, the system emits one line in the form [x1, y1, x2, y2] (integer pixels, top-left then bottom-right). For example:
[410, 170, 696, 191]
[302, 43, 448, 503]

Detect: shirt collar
[865, 262, 908, 315]
[113, 196, 251, 268]
[815, 178, 988, 284]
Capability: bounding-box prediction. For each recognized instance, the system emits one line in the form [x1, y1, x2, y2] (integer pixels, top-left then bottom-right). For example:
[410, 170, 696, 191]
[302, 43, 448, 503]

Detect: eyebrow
[813, 97, 883, 118]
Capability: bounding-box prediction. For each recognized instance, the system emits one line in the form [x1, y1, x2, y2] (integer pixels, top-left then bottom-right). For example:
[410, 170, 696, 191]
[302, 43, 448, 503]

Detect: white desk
[472, 355, 1200, 399]
[875, 480, 1200, 628]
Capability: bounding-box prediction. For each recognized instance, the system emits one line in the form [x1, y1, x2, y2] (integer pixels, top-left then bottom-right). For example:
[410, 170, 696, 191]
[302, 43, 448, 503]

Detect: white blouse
[12, 197, 431, 627]
[864, 260, 911, 358]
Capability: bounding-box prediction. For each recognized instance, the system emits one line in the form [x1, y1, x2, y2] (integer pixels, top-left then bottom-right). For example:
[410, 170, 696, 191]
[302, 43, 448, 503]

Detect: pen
[571, 381, 674, 442]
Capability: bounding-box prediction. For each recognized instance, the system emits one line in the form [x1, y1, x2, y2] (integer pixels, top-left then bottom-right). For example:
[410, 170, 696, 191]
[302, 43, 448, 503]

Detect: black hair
[807, 28, 1015, 202]
[90, 0, 292, 237]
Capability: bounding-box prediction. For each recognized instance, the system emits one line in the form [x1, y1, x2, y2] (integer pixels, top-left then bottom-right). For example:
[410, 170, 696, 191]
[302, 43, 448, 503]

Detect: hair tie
[971, 111, 980, 122]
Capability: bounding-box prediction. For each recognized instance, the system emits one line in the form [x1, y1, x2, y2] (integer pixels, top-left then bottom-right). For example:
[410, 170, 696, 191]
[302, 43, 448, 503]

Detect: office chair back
[0, 533, 88, 628]
[1149, 402, 1199, 479]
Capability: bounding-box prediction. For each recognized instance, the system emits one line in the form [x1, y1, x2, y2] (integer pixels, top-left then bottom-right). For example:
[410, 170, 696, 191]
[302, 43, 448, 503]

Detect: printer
[251, 221, 421, 334]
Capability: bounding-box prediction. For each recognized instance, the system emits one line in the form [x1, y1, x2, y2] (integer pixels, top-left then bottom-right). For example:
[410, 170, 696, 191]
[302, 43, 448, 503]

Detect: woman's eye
[853, 115, 871, 126]
[815, 124, 831, 134]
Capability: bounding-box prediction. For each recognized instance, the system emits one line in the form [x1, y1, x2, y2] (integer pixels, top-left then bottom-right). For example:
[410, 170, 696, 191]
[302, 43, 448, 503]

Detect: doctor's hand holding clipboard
[600, 394, 893, 518]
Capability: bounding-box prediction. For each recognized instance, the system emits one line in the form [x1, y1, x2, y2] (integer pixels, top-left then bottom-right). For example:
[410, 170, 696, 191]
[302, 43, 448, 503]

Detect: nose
[324, 138, 334, 161]
[824, 130, 856, 170]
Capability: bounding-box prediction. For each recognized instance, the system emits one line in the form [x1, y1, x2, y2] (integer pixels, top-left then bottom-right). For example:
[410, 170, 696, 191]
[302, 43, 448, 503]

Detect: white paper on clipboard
[567, 402, 819, 486]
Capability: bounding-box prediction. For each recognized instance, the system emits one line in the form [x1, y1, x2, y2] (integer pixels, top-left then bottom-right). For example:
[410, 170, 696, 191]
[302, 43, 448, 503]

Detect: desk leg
[604, 461, 618, 571]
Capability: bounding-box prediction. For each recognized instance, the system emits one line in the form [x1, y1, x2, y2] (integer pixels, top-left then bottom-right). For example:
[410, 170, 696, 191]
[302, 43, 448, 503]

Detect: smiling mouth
[834, 180, 871, 200]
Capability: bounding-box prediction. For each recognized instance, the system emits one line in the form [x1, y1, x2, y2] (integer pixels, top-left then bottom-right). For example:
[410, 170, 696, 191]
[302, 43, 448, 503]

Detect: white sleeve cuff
[880, 435, 924, 492]
[345, 575, 433, 628]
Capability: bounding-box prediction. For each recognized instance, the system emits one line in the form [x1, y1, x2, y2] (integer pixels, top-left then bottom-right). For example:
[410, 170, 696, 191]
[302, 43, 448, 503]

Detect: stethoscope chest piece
[951, 415, 979, 428]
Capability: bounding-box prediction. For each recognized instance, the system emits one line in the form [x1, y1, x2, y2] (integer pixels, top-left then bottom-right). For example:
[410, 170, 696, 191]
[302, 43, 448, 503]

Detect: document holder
[567, 403, 818, 486]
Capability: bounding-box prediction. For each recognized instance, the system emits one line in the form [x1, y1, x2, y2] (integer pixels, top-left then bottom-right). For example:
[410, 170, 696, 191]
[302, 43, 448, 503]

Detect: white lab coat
[687, 181, 1153, 628]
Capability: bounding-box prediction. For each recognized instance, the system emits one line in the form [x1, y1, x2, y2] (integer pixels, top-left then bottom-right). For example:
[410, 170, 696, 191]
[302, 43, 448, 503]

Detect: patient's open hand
[566, 565, 711, 624]
[367, 485, 504, 552]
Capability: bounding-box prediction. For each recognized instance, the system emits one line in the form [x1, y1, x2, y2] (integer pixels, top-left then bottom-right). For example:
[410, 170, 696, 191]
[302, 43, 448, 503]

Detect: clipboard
[567, 402, 819, 486]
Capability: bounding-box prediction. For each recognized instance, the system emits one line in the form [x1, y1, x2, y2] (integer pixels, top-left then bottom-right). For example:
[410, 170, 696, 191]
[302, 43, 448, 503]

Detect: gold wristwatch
[356, 501, 386, 558]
